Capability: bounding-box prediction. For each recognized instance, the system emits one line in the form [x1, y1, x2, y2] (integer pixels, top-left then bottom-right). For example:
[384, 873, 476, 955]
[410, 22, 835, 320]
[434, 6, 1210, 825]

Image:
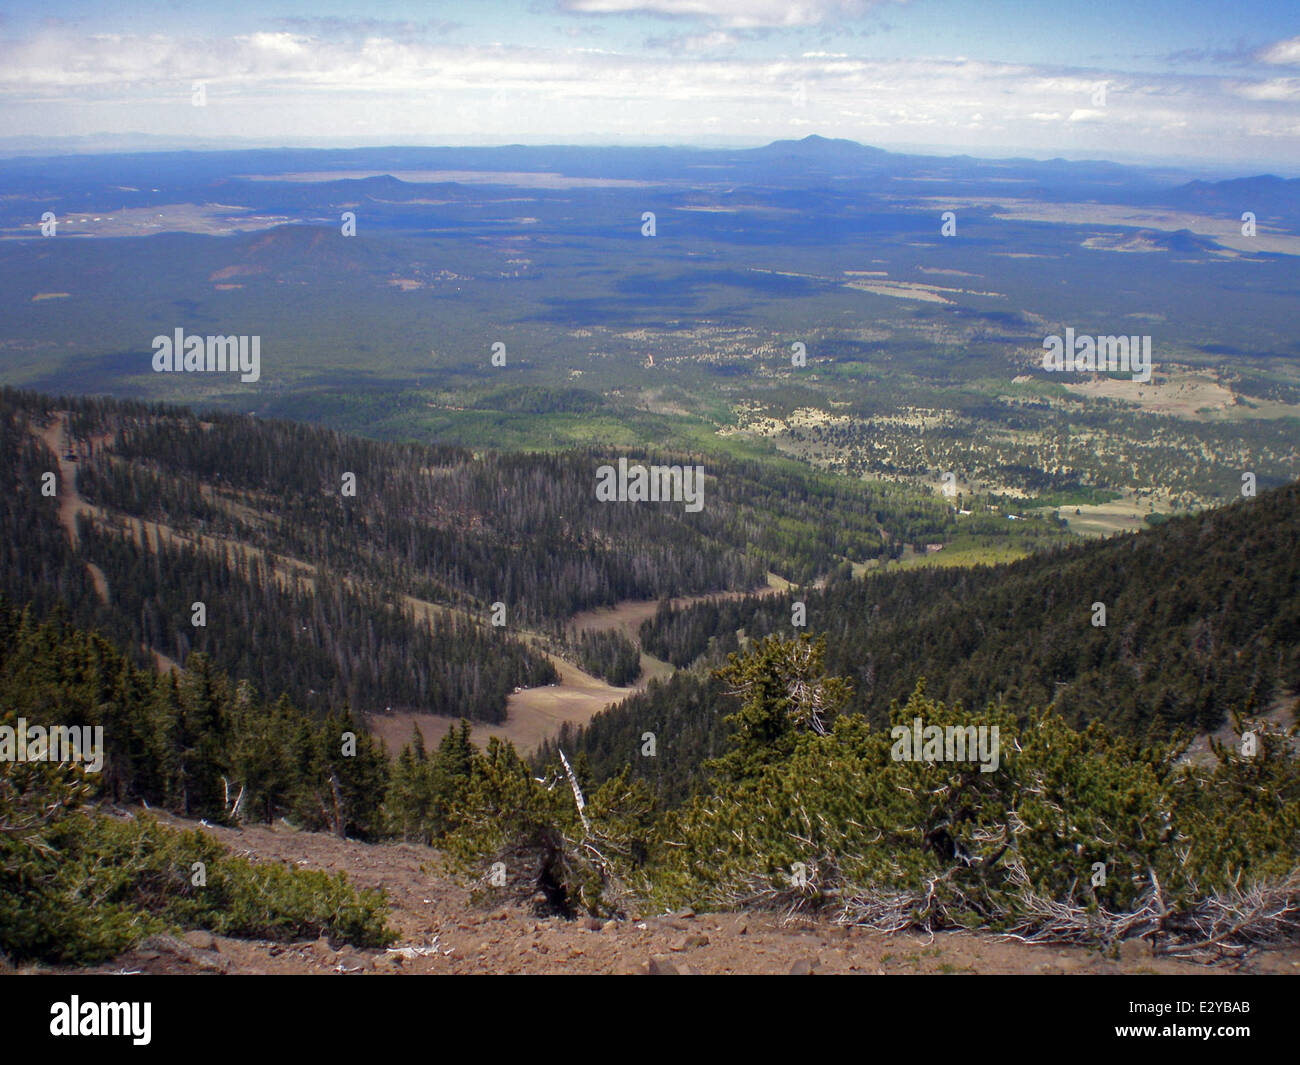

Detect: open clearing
[366, 651, 639, 755]
[910, 196, 1300, 257]
[566, 583, 785, 641]
[373, 584, 789, 754]
[1057, 496, 1159, 537]
[3, 203, 292, 239]
[1060, 369, 1300, 421]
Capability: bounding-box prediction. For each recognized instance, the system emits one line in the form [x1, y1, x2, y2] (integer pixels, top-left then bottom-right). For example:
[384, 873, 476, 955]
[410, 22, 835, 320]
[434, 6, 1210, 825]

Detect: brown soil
[33, 417, 108, 600]
[566, 584, 788, 642]
[371, 585, 790, 755]
[29, 811, 1299, 977]
[367, 652, 638, 755]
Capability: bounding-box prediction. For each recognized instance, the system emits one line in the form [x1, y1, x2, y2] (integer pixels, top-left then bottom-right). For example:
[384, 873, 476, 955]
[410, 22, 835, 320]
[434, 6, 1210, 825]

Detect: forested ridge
[0, 387, 1061, 720]
[556, 627, 643, 687]
[55, 386, 1060, 605]
[0, 603, 389, 833]
[557, 480, 1300, 803]
[1, 391, 556, 722]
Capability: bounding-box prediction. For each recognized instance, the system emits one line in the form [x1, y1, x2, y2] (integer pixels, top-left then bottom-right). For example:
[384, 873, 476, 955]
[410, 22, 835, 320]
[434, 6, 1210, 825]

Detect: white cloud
[646, 30, 744, 52]
[1234, 77, 1300, 101]
[557, 0, 899, 29]
[1258, 36, 1300, 66]
[0, 26, 1294, 165]
[239, 33, 311, 58]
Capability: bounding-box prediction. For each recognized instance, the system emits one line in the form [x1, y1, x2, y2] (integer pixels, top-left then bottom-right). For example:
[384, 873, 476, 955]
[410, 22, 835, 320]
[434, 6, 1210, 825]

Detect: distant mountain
[1165, 173, 1300, 227]
[208, 222, 404, 283]
[752, 134, 891, 160]
[1084, 227, 1224, 255]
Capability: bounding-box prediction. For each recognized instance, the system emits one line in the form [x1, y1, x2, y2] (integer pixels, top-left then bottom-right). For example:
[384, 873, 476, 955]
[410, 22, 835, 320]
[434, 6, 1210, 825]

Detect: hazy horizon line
[1, 133, 1294, 181]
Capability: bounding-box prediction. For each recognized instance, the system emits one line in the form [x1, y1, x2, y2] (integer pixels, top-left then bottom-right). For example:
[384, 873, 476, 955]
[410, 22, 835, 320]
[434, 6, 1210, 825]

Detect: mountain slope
[0, 387, 930, 720]
[561, 481, 1300, 799]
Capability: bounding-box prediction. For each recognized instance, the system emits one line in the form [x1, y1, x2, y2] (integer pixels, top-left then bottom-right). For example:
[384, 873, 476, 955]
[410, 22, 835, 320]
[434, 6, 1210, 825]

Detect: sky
[0, 0, 1297, 168]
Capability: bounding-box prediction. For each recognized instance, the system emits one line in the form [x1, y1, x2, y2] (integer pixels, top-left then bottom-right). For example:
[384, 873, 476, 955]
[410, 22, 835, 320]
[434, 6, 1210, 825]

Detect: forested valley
[555, 481, 1300, 804]
[2, 386, 1297, 968]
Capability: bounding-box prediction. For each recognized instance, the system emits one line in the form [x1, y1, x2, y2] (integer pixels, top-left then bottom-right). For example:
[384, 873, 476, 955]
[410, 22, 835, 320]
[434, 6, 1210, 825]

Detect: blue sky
[1, 1, 1297, 167]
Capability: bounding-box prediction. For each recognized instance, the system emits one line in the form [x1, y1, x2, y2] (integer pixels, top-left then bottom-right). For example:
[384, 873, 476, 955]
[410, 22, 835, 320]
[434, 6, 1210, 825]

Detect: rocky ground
[26, 812, 1300, 976]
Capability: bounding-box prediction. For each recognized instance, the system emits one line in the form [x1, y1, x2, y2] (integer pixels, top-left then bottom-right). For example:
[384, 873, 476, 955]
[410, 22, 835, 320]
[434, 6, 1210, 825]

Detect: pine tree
[707, 633, 851, 784]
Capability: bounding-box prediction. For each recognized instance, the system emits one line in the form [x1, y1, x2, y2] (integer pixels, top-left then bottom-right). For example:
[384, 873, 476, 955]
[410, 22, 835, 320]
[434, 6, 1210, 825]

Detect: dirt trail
[32, 411, 633, 753]
[33, 417, 109, 601]
[1180, 693, 1299, 766]
[34, 810, 1298, 976]
[25, 416, 785, 756]
[372, 583, 786, 755]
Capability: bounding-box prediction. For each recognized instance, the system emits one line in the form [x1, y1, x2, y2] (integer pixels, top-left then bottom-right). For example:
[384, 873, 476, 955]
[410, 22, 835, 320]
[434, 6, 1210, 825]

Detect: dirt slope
[30, 811, 1300, 976]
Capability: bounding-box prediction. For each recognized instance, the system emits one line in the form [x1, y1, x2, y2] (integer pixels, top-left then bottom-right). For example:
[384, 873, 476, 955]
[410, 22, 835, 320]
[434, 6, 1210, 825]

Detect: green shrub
[650, 671, 1300, 952]
[0, 759, 395, 964]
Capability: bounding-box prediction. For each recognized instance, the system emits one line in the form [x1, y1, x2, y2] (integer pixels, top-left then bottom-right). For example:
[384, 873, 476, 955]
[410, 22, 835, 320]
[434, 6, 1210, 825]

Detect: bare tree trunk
[328, 769, 346, 838]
